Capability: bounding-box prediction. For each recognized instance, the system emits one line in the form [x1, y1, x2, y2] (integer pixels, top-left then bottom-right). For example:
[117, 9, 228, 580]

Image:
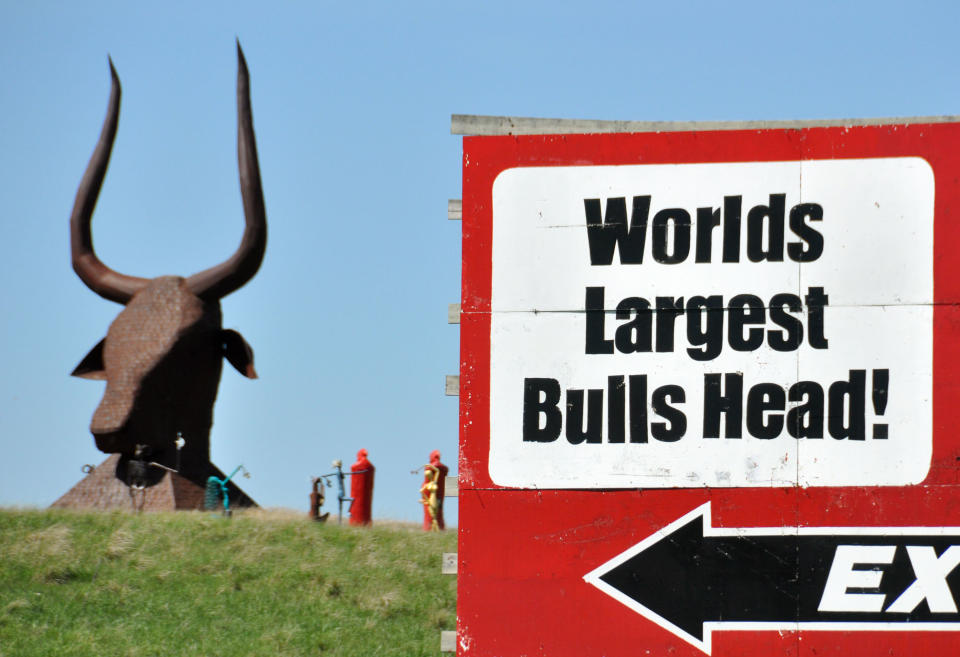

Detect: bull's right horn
[69, 57, 149, 304]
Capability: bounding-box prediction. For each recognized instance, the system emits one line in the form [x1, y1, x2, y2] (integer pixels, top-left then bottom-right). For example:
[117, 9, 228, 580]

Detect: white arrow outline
[583, 502, 960, 655]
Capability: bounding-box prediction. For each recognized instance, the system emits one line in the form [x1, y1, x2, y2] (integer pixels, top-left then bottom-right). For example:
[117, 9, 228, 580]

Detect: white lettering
[886, 546, 960, 613]
[818, 545, 895, 613]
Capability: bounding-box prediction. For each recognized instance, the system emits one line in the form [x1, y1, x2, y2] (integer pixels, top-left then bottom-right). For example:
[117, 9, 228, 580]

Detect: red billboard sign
[458, 121, 960, 656]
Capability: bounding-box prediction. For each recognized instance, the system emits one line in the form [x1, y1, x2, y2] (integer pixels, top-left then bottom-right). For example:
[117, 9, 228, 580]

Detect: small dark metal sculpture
[69, 43, 266, 491]
[309, 477, 330, 522]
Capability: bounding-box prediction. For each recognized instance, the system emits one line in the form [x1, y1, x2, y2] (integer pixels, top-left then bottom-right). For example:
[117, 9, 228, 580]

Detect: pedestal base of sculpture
[51, 454, 257, 511]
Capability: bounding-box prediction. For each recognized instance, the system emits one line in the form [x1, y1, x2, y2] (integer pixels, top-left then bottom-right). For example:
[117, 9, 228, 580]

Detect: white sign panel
[488, 158, 933, 489]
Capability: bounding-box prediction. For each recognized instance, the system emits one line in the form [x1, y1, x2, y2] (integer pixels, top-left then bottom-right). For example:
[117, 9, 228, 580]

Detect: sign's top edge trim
[451, 114, 960, 136]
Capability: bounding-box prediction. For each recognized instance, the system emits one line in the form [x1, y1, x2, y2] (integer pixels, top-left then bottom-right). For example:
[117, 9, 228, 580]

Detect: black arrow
[583, 503, 960, 654]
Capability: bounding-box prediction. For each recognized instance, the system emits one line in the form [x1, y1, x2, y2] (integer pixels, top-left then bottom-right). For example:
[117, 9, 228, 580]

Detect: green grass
[0, 509, 456, 657]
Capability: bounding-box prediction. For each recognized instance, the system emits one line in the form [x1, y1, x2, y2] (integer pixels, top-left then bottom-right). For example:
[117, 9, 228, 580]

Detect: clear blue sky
[2, 1, 959, 522]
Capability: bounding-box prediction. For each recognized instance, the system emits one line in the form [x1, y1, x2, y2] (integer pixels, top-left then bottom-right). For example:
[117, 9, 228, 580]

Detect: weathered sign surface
[457, 121, 960, 656]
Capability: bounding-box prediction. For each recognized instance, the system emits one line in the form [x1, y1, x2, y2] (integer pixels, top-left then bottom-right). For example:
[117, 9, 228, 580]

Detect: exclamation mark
[872, 369, 889, 439]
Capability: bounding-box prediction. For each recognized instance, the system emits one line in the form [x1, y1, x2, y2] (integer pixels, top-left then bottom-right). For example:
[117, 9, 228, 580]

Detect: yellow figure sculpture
[420, 465, 441, 531]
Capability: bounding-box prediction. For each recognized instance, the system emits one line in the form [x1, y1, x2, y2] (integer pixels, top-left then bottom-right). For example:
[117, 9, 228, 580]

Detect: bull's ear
[72, 338, 107, 380]
[221, 329, 257, 379]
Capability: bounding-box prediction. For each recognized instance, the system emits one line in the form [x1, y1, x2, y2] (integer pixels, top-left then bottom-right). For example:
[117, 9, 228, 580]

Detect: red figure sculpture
[349, 449, 374, 525]
[421, 450, 449, 531]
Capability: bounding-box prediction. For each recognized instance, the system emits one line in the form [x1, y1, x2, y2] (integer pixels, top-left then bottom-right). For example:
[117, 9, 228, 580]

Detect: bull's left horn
[187, 41, 267, 300]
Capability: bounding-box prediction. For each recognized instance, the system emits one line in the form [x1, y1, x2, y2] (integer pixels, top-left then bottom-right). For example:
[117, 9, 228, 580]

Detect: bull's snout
[91, 427, 128, 454]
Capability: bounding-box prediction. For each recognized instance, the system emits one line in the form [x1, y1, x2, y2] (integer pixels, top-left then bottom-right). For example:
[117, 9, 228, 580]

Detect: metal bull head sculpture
[69, 44, 266, 487]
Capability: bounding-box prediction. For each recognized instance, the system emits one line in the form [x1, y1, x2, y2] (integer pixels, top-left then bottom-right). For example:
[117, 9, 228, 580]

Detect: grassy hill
[0, 509, 456, 657]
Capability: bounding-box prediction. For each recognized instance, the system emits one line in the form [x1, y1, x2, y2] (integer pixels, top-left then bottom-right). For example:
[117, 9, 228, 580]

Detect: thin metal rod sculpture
[205, 465, 249, 515]
[316, 458, 373, 525]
